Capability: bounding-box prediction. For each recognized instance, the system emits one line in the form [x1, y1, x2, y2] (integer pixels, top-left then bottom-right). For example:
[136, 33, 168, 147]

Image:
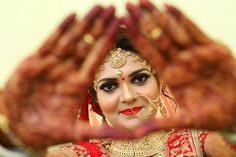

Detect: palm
[124, 0, 236, 134]
[166, 43, 236, 130]
[2, 6, 119, 148]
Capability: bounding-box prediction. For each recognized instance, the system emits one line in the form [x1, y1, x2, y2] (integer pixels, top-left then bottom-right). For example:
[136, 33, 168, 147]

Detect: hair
[89, 27, 176, 116]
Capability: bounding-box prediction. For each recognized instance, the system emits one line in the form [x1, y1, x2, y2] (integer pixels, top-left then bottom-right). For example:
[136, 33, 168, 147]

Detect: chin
[119, 118, 143, 130]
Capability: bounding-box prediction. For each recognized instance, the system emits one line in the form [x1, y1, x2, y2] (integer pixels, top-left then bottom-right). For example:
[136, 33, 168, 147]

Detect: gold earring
[77, 109, 81, 121]
[159, 103, 167, 118]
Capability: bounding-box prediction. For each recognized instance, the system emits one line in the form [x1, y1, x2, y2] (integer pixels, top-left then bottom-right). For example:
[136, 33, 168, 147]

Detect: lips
[120, 107, 143, 116]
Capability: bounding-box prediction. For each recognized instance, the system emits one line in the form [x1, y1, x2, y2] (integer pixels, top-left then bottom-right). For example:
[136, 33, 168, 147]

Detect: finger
[43, 7, 116, 81]
[127, 2, 178, 59]
[140, 0, 192, 47]
[162, 43, 232, 87]
[77, 18, 120, 82]
[134, 111, 195, 137]
[76, 123, 134, 140]
[38, 13, 76, 57]
[53, 5, 104, 57]
[21, 6, 104, 79]
[74, 6, 115, 62]
[162, 64, 198, 87]
[189, 44, 232, 64]
[134, 118, 178, 137]
[59, 18, 120, 95]
[164, 4, 213, 45]
[46, 59, 76, 81]
[16, 55, 59, 80]
[123, 15, 167, 71]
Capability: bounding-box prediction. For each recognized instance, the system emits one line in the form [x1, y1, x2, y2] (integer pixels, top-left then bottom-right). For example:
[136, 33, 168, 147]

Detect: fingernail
[100, 6, 115, 24]
[126, 2, 142, 20]
[83, 5, 103, 21]
[164, 4, 182, 19]
[59, 13, 76, 32]
[140, 0, 155, 10]
[123, 16, 139, 37]
[105, 18, 120, 38]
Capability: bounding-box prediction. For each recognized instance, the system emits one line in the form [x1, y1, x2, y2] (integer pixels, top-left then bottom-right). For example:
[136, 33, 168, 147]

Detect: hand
[2, 6, 120, 148]
[123, 0, 236, 135]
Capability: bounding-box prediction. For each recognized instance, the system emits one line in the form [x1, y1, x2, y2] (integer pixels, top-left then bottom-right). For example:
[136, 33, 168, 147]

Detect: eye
[99, 81, 118, 92]
[131, 73, 150, 85]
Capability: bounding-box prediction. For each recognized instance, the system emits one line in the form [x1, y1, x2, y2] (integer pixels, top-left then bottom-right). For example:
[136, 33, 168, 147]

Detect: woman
[45, 29, 235, 156]
[1, 0, 236, 155]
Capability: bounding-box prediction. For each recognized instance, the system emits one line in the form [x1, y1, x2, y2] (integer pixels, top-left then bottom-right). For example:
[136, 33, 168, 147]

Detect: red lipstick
[120, 107, 142, 116]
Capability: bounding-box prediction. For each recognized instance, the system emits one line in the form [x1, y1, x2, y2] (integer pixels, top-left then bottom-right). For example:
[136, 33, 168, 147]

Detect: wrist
[220, 127, 236, 145]
[219, 128, 236, 153]
[0, 114, 24, 148]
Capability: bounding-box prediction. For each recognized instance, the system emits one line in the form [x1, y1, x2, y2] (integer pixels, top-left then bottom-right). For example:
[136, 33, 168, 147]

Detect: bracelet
[0, 114, 47, 157]
[220, 128, 236, 145]
[0, 114, 24, 148]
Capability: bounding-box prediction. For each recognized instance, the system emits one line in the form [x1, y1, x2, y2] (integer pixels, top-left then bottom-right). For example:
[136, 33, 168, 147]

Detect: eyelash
[99, 82, 118, 92]
[131, 73, 150, 84]
[99, 73, 150, 92]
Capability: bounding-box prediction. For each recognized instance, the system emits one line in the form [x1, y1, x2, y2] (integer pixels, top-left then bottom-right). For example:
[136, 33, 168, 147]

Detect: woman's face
[96, 53, 160, 129]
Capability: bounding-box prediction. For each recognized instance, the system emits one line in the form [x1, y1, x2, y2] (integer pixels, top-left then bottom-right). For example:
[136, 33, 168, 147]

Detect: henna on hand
[2, 5, 120, 149]
[124, 0, 236, 134]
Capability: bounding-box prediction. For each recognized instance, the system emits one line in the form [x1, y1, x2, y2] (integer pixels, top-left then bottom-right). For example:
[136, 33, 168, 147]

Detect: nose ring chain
[130, 93, 162, 120]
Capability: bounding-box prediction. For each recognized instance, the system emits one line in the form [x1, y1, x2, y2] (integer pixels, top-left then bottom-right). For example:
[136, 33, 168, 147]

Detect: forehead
[98, 56, 144, 79]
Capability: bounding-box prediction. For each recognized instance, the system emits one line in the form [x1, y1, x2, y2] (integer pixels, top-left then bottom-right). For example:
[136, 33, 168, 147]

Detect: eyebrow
[129, 68, 149, 77]
[97, 68, 150, 85]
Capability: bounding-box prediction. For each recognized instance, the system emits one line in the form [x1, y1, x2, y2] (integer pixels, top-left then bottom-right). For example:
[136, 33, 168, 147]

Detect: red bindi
[121, 77, 125, 81]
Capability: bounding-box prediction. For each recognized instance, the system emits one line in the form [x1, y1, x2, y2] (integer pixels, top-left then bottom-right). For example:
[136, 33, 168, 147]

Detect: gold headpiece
[93, 48, 153, 91]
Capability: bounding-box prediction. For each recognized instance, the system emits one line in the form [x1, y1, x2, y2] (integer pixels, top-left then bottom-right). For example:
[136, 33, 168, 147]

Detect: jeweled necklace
[105, 130, 171, 157]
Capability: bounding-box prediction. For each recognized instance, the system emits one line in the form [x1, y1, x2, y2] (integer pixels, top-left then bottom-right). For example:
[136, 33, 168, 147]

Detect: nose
[119, 84, 136, 104]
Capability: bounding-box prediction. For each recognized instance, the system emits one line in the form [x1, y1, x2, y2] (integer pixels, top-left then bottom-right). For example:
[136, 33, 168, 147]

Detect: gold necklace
[105, 130, 171, 157]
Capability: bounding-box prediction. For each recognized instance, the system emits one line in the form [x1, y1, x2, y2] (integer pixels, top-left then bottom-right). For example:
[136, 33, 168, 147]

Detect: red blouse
[62, 129, 209, 157]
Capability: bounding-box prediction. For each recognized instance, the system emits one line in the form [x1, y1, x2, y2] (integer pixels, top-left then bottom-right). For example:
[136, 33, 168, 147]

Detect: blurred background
[0, 0, 236, 88]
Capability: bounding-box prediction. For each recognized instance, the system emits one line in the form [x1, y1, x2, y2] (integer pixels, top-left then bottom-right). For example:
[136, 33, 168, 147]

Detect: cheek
[136, 78, 160, 99]
[97, 92, 118, 114]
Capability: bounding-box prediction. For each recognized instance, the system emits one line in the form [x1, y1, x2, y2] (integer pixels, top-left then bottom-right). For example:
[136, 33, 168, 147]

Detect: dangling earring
[150, 96, 168, 118]
[77, 109, 81, 121]
[141, 93, 168, 118]
[159, 103, 167, 118]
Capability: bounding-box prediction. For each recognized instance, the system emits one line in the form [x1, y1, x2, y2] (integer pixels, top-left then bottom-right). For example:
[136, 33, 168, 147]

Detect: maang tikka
[93, 48, 153, 91]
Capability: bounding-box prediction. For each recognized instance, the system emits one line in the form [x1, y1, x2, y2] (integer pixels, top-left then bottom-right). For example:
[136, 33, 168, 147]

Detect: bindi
[120, 76, 125, 81]
[93, 48, 152, 91]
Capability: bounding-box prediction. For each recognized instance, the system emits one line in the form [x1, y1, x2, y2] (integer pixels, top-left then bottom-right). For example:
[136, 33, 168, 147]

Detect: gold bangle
[0, 114, 24, 148]
[220, 128, 236, 145]
[0, 114, 10, 134]
[0, 114, 46, 157]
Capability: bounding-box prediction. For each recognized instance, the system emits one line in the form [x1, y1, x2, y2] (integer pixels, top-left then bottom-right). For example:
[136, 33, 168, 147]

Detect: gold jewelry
[150, 27, 162, 40]
[138, 94, 168, 118]
[131, 104, 153, 120]
[93, 48, 153, 91]
[143, 27, 162, 40]
[220, 129, 236, 145]
[131, 93, 162, 120]
[83, 33, 95, 45]
[0, 114, 10, 134]
[0, 114, 24, 147]
[77, 109, 81, 121]
[106, 130, 171, 157]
